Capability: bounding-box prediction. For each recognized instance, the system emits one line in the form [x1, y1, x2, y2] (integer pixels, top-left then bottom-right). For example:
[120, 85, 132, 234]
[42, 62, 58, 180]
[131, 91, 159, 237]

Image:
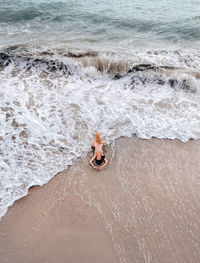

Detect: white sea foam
[0, 47, 200, 218]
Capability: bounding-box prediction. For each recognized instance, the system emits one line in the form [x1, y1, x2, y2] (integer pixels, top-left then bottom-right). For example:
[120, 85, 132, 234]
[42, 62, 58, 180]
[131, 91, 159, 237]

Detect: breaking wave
[0, 46, 200, 219]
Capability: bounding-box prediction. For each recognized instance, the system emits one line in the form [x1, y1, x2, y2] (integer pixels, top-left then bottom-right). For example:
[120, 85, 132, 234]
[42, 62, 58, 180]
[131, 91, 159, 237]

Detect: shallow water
[0, 0, 200, 49]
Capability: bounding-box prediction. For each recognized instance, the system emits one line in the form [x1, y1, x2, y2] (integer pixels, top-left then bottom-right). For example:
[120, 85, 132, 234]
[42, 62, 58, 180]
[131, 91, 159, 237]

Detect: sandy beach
[1, 136, 200, 263]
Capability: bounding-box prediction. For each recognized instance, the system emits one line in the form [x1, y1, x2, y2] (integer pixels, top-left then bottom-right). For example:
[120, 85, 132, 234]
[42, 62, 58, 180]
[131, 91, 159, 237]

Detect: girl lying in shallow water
[89, 132, 108, 170]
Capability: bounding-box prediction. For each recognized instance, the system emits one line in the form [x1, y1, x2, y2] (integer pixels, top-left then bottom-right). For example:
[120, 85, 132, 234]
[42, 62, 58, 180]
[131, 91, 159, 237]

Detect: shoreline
[0, 135, 195, 221]
[1, 135, 200, 263]
[0, 135, 197, 222]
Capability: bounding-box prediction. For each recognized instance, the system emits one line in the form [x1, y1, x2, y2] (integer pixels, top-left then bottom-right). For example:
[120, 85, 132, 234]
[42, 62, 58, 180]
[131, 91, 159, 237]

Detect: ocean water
[0, 0, 200, 219]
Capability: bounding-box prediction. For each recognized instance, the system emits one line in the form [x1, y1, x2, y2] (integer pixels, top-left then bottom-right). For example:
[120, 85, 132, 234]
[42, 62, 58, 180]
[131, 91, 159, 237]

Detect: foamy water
[0, 46, 200, 218]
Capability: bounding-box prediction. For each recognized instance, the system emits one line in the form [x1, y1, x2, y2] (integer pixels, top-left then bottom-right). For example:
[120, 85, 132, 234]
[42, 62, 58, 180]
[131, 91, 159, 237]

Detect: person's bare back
[94, 143, 103, 155]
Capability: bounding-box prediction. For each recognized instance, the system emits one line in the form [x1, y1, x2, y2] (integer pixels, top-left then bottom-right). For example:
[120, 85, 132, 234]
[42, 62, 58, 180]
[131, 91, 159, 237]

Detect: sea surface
[0, 0, 200, 218]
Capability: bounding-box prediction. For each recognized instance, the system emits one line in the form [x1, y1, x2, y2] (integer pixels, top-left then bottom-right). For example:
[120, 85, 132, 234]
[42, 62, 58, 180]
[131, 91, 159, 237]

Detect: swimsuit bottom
[94, 155, 105, 166]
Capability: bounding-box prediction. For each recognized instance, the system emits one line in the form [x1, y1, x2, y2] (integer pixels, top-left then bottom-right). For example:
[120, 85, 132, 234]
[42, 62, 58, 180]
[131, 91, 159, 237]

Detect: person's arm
[102, 157, 108, 168]
[89, 154, 96, 167]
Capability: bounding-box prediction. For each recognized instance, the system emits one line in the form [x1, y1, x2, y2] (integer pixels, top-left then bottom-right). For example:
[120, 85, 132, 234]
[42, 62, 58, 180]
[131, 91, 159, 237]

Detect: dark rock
[160, 66, 176, 70]
[113, 74, 123, 80]
[157, 79, 165, 85]
[0, 52, 70, 75]
[130, 64, 158, 72]
[131, 75, 142, 84]
[168, 79, 195, 93]
[50, 66, 57, 71]
[0, 53, 11, 68]
[0, 53, 10, 61]
[169, 79, 178, 88]
[128, 64, 177, 75]
[181, 80, 190, 92]
[127, 69, 133, 74]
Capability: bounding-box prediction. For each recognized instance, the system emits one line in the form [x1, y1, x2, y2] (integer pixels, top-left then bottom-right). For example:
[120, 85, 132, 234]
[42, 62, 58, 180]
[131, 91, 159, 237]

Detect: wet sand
[1, 136, 200, 263]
